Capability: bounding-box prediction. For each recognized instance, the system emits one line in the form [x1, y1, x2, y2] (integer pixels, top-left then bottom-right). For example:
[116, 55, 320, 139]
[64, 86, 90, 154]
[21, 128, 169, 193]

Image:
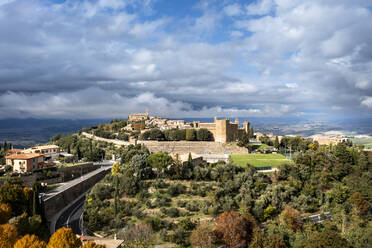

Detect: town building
[5, 153, 44, 172]
[24, 144, 61, 160]
[193, 117, 250, 143]
[128, 109, 149, 121]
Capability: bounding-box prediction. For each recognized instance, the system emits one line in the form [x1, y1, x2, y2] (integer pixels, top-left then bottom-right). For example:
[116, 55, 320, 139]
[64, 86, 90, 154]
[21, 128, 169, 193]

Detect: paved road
[55, 195, 86, 234]
[45, 161, 113, 200]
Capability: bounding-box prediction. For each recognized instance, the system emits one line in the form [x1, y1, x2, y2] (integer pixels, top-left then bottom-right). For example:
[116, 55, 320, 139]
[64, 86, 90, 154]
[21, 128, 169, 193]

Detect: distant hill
[0, 118, 110, 148]
[0, 116, 371, 148]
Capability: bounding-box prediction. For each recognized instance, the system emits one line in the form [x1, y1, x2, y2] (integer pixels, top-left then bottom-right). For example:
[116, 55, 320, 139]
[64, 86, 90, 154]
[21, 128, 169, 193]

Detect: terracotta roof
[7, 149, 23, 154]
[5, 153, 43, 160]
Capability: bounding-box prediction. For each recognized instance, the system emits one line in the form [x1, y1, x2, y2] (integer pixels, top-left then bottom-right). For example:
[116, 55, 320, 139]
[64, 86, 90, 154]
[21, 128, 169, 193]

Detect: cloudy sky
[0, 0, 372, 119]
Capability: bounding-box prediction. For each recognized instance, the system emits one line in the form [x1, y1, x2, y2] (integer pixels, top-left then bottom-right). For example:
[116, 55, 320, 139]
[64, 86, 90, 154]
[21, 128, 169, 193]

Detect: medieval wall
[138, 140, 248, 154]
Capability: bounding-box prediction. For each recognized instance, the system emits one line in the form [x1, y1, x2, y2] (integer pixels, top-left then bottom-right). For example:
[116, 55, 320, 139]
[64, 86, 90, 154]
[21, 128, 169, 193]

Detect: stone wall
[138, 140, 248, 154]
[58, 162, 99, 181]
[42, 168, 110, 222]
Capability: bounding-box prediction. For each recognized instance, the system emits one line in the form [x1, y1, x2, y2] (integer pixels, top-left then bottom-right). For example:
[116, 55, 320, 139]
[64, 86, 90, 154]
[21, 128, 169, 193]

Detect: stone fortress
[193, 117, 250, 143]
[127, 110, 250, 144]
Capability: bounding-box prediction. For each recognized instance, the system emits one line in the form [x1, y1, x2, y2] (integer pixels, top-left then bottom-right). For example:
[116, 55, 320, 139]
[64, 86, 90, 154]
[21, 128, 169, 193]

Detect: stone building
[193, 117, 250, 143]
[128, 109, 149, 121]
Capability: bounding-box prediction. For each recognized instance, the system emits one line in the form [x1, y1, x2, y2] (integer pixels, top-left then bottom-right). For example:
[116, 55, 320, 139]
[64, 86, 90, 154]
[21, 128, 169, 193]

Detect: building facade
[128, 109, 149, 121]
[5, 153, 44, 172]
[193, 117, 250, 143]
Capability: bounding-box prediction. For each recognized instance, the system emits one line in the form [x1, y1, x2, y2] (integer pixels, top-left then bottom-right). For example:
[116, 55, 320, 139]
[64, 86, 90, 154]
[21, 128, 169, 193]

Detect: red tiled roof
[5, 153, 43, 160]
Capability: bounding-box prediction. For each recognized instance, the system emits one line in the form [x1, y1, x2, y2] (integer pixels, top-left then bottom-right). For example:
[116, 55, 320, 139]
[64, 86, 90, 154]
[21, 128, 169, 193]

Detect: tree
[146, 153, 173, 177]
[214, 211, 256, 247]
[14, 234, 47, 248]
[47, 227, 82, 248]
[295, 230, 349, 248]
[119, 223, 153, 248]
[0, 224, 18, 248]
[196, 128, 214, 141]
[274, 136, 280, 149]
[190, 223, 216, 248]
[238, 133, 249, 147]
[249, 127, 254, 140]
[264, 234, 287, 248]
[279, 206, 303, 232]
[0, 182, 32, 216]
[263, 205, 276, 220]
[32, 182, 41, 216]
[350, 192, 369, 217]
[0, 203, 12, 224]
[186, 129, 197, 141]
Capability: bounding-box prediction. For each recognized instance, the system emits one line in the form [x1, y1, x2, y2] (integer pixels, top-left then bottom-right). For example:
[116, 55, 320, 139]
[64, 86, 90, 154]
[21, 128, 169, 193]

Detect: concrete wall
[58, 162, 99, 181]
[43, 168, 109, 222]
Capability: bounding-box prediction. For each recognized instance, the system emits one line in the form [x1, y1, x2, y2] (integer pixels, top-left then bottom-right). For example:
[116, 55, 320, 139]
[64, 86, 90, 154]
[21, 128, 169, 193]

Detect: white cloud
[285, 83, 298, 88]
[246, 0, 275, 16]
[224, 3, 243, 16]
[361, 97, 372, 108]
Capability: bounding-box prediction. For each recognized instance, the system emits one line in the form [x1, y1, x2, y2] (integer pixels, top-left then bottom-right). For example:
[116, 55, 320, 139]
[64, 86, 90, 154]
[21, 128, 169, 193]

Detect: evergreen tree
[274, 136, 280, 149]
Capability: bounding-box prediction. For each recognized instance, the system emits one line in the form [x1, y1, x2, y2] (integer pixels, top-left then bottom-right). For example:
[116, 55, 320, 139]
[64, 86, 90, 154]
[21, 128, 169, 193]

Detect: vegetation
[82, 141, 371, 247]
[230, 154, 293, 168]
[141, 128, 214, 141]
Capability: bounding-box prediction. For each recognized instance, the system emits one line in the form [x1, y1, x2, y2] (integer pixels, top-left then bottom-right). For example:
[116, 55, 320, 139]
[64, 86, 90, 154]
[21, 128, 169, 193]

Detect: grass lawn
[351, 138, 372, 149]
[229, 154, 294, 168]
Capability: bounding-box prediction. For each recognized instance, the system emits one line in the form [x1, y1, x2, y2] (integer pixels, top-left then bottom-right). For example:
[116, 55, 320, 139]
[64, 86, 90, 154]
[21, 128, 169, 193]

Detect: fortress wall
[137, 140, 248, 154]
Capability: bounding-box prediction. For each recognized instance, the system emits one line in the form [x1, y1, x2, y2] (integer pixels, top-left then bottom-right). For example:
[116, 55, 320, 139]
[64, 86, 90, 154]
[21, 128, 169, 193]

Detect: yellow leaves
[87, 198, 93, 204]
[81, 241, 106, 248]
[111, 162, 121, 175]
[14, 234, 46, 248]
[0, 203, 12, 224]
[0, 224, 18, 248]
[47, 227, 82, 248]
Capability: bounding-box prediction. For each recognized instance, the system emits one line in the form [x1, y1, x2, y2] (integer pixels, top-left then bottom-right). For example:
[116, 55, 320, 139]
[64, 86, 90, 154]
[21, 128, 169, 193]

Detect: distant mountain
[0, 118, 110, 148]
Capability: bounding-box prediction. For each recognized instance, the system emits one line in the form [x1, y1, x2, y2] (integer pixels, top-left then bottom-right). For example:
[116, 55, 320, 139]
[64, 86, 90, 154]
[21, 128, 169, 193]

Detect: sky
[0, 0, 372, 119]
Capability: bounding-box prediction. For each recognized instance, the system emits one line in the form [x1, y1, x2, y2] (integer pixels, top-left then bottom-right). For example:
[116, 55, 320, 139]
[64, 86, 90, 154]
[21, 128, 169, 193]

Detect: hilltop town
[0, 112, 371, 248]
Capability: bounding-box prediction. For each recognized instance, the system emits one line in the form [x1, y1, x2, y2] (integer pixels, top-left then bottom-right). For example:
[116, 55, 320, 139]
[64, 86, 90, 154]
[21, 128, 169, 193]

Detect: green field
[229, 154, 294, 168]
[351, 138, 372, 149]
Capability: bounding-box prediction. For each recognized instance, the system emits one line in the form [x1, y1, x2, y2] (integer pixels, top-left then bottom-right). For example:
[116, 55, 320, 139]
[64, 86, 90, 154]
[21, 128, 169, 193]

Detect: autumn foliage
[0, 223, 18, 248]
[214, 211, 257, 247]
[81, 241, 106, 248]
[279, 206, 303, 232]
[47, 227, 82, 248]
[0, 203, 12, 224]
[350, 192, 370, 216]
[14, 234, 47, 248]
[190, 223, 215, 248]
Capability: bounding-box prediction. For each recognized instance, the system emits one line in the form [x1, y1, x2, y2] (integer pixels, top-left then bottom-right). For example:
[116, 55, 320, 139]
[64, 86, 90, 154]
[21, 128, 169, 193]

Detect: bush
[178, 217, 197, 231]
[186, 201, 200, 212]
[169, 228, 190, 246]
[167, 183, 186, 197]
[152, 179, 169, 189]
[177, 200, 187, 208]
[161, 207, 179, 218]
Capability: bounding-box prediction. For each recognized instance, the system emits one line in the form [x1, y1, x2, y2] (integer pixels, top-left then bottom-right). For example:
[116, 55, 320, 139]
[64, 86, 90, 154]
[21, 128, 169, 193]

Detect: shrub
[178, 217, 197, 231]
[186, 201, 200, 212]
[177, 200, 187, 208]
[167, 183, 186, 197]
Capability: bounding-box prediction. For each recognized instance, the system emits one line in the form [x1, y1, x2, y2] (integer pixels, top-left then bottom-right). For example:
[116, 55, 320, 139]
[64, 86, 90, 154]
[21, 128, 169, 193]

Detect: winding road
[55, 195, 86, 235]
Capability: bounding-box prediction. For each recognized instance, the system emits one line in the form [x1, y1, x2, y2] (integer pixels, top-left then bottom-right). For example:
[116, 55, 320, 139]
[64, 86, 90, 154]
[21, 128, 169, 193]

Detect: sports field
[351, 138, 372, 149]
[230, 154, 294, 168]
